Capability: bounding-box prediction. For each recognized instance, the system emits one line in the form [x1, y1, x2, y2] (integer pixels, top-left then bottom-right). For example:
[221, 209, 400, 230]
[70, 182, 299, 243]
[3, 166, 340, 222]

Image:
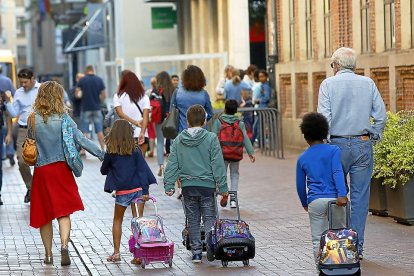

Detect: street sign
[151, 7, 176, 29]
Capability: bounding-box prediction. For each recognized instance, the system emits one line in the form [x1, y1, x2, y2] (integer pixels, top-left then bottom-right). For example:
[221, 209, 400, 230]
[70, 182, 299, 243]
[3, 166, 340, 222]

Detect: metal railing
[210, 107, 284, 159]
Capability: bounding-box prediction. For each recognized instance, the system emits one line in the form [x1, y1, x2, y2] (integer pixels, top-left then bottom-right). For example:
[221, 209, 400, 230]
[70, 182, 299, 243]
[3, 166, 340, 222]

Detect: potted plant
[373, 111, 414, 225]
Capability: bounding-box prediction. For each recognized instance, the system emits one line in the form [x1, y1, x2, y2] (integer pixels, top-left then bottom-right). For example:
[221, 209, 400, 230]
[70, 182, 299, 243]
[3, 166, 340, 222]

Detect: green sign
[151, 7, 176, 29]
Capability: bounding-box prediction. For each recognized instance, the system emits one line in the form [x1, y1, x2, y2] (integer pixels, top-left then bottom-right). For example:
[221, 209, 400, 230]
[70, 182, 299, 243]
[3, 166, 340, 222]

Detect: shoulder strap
[171, 90, 177, 107]
[28, 112, 36, 138]
[134, 100, 143, 116]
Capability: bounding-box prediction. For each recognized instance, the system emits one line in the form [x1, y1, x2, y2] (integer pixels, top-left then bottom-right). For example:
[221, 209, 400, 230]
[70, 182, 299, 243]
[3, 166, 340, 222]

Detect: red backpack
[218, 118, 244, 161]
[150, 99, 162, 124]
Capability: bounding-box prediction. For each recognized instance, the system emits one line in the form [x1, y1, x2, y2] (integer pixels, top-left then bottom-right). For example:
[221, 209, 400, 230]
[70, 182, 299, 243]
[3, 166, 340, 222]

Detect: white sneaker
[230, 200, 237, 208]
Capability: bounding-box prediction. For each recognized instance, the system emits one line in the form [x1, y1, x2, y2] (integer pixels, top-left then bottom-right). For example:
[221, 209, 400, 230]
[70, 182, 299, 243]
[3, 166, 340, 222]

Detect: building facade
[268, 0, 414, 149]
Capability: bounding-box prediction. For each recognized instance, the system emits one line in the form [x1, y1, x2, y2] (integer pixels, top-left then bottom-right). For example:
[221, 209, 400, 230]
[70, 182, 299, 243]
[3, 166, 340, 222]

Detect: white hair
[331, 47, 356, 70]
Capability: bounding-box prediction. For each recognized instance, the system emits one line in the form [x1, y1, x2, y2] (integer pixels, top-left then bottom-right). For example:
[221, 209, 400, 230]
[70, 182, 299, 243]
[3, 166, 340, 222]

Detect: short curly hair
[300, 112, 329, 141]
[181, 65, 206, 91]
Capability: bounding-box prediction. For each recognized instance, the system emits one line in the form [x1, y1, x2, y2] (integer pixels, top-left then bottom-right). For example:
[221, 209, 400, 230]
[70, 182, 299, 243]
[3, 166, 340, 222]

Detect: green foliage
[373, 111, 414, 187]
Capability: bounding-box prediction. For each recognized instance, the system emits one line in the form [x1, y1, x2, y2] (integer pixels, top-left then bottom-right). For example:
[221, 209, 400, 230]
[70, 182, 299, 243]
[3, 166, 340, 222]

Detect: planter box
[369, 178, 388, 216]
[385, 179, 414, 225]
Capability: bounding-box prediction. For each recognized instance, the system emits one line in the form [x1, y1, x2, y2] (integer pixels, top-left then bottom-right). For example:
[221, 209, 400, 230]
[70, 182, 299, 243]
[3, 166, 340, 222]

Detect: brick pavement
[1, 151, 414, 275]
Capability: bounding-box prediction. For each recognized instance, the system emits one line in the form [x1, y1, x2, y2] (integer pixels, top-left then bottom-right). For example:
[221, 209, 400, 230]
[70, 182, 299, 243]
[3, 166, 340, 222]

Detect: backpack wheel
[243, 259, 249, 266]
[141, 262, 145, 269]
[221, 260, 228, 267]
[168, 258, 173, 267]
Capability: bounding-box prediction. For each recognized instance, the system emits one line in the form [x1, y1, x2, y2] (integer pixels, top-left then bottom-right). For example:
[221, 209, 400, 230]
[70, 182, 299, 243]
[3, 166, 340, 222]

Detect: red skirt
[30, 161, 84, 228]
[147, 122, 156, 139]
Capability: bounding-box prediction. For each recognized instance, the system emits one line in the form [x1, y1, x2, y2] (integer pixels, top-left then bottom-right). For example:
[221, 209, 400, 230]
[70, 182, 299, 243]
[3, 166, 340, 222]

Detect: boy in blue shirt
[296, 112, 348, 263]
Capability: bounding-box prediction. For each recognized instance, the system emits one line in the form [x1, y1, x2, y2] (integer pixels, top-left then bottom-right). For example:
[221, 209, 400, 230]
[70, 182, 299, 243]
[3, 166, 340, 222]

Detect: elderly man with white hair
[317, 47, 387, 260]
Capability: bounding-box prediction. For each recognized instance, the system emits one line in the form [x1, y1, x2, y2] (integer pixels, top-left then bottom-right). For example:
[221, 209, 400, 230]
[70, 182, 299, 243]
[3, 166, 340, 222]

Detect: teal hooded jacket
[163, 127, 228, 194]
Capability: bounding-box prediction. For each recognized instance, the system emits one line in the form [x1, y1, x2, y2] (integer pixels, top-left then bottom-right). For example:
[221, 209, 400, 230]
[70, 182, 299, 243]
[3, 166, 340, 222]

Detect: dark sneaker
[220, 195, 228, 207]
[230, 200, 237, 208]
[358, 252, 363, 260]
[192, 254, 202, 263]
[0, 196, 3, 205]
[7, 155, 15, 166]
[24, 190, 31, 203]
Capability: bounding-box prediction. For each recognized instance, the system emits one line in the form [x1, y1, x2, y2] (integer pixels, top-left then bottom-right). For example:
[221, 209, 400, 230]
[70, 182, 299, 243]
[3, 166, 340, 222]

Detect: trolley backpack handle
[327, 200, 351, 229]
[215, 191, 241, 221]
[134, 196, 158, 216]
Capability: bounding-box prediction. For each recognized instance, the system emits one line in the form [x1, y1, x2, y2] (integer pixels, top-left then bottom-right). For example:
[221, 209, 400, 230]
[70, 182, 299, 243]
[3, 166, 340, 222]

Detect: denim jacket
[29, 112, 104, 167]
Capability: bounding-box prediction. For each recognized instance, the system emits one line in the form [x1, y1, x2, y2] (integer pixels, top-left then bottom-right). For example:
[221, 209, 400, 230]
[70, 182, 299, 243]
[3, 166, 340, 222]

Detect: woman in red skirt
[29, 81, 104, 266]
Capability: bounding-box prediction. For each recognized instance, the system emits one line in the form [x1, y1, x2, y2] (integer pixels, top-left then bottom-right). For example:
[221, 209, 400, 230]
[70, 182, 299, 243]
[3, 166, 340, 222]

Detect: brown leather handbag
[22, 112, 37, 166]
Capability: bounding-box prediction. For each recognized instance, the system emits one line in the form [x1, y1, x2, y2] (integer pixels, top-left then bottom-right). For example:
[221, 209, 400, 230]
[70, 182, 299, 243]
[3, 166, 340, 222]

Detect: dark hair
[186, 104, 206, 127]
[224, 99, 238, 115]
[85, 65, 94, 73]
[239, 69, 246, 80]
[155, 71, 175, 102]
[181, 65, 206, 91]
[171, 74, 179, 79]
[246, 64, 257, 75]
[18, 68, 34, 79]
[253, 69, 260, 82]
[300, 112, 329, 142]
[118, 70, 145, 102]
[258, 69, 268, 78]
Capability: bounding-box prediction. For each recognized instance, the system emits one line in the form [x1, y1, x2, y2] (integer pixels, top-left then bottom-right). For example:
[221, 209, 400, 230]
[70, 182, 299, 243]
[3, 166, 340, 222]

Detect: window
[305, 0, 313, 59]
[289, 0, 295, 60]
[15, 0, 25, 7]
[324, 0, 332, 57]
[384, 0, 395, 50]
[16, 17, 26, 38]
[361, 0, 370, 53]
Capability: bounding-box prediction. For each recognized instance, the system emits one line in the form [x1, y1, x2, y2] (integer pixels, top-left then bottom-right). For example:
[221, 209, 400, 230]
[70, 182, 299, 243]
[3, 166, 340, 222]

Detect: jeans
[308, 198, 346, 263]
[224, 161, 239, 193]
[80, 110, 103, 133]
[183, 194, 217, 255]
[250, 114, 261, 145]
[155, 123, 164, 166]
[330, 137, 373, 251]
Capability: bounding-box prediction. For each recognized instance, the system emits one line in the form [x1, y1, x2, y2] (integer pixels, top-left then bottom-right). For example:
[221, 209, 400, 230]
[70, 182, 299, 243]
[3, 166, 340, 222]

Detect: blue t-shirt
[77, 74, 105, 111]
[296, 144, 347, 207]
[224, 80, 251, 105]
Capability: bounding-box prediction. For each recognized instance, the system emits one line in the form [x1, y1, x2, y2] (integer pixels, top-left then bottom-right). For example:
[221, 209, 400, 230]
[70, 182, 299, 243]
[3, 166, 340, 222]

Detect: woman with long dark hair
[151, 71, 175, 176]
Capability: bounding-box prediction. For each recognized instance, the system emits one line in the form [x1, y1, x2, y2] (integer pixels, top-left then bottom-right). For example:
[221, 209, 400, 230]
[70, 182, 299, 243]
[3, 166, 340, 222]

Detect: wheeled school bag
[129, 196, 174, 269]
[318, 200, 360, 275]
[206, 191, 255, 267]
[180, 197, 207, 251]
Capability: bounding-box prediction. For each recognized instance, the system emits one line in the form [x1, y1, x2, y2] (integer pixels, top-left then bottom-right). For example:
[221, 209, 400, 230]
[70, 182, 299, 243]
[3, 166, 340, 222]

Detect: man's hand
[166, 189, 175, 197]
[5, 90, 12, 102]
[220, 192, 229, 197]
[336, 196, 348, 207]
[142, 195, 149, 201]
[4, 135, 12, 145]
[249, 154, 255, 163]
[303, 206, 308, 212]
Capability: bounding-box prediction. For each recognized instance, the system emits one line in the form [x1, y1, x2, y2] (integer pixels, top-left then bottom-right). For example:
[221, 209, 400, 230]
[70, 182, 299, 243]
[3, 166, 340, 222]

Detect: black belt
[330, 134, 369, 139]
[19, 125, 28, 129]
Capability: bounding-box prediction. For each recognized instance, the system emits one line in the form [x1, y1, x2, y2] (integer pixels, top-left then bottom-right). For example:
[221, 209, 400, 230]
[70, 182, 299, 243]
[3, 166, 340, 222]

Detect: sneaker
[0, 196, 3, 205]
[7, 155, 15, 166]
[358, 252, 363, 260]
[158, 166, 164, 177]
[192, 254, 202, 263]
[220, 195, 228, 207]
[230, 200, 237, 208]
[24, 190, 30, 203]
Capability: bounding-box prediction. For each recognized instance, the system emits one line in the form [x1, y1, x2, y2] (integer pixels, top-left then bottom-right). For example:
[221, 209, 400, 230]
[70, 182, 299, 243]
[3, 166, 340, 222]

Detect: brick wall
[312, 72, 326, 111]
[279, 74, 292, 118]
[276, 0, 283, 62]
[355, 68, 365, 76]
[396, 66, 414, 111]
[395, 0, 401, 50]
[371, 67, 390, 110]
[294, 0, 299, 60]
[369, 0, 376, 53]
[295, 73, 308, 118]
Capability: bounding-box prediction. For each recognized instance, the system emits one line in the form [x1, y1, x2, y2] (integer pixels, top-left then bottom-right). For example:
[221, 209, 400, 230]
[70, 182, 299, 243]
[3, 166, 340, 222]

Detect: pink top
[116, 187, 142, 196]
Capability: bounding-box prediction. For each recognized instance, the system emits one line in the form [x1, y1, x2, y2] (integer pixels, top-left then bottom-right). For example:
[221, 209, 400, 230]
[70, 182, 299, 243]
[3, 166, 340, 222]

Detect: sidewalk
[1, 151, 414, 275]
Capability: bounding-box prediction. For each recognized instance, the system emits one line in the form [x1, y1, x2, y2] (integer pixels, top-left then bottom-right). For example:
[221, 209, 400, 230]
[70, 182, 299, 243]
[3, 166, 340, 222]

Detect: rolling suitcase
[206, 191, 255, 267]
[318, 200, 360, 275]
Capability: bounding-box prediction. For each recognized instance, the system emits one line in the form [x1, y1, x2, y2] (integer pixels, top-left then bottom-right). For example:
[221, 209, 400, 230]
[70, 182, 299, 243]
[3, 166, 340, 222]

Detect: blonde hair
[33, 81, 66, 123]
[104, 119, 136, 155]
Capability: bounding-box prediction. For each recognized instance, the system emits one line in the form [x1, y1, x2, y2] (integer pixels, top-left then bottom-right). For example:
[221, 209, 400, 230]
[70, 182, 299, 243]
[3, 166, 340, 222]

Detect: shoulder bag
[22, 113, 37, 166]
[62, 113, 83, 177]
[161, 91, 179, 139]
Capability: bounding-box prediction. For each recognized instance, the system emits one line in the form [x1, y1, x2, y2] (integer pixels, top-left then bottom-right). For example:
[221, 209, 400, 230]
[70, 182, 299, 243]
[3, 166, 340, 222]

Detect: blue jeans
[183, 194, 217, 255]
[80, 110, 103, 133]
[155, 123, 164, 166]
[330, 137, 373, 251]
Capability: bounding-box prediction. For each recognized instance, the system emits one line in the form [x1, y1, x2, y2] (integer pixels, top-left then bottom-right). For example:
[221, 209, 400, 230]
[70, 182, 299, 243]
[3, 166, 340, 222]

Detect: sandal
[131, 258, 142, 265]
[61, 245, 71, 266]
[43, 255, 53, 265]
[107, 253, 121, 262]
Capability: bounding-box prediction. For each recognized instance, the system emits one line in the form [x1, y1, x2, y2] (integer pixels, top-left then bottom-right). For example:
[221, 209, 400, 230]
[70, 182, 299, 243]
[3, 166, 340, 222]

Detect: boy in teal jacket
[164, 104, 228, 263]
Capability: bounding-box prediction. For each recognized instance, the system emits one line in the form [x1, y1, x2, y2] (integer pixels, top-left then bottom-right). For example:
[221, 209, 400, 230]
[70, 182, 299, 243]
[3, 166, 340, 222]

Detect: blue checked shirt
[317, 69, 387, 140]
